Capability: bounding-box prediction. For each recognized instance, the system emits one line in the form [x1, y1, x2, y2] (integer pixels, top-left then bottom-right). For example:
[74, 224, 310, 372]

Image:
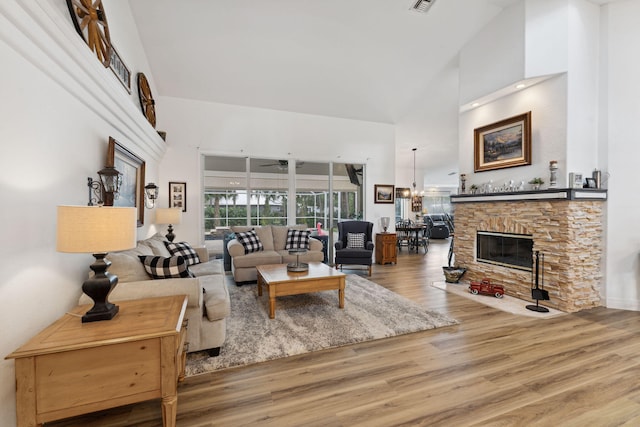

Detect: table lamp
[57, 206, 137, 322]
[156, 207, 182, 242]
[381, 217, 390, 232]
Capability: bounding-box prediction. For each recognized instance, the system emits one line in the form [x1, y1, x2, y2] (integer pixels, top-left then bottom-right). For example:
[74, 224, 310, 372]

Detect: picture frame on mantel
[109, 44, 131, 93]
[374, 184, 395, 204]
[474, 111, 532, 172]
[169, 182, 187, 212]
[108, 137, 145, 227]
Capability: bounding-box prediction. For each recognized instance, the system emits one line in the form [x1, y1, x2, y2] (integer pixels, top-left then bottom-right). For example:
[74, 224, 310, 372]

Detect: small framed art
[374, 184, 395, 204]
[109, 44, 131, 93]
[169, 182, 187, 212]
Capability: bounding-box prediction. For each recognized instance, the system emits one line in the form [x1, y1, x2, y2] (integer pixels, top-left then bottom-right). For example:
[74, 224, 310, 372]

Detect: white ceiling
[128, 0, 615, 183]
[129, 0, 508, 124]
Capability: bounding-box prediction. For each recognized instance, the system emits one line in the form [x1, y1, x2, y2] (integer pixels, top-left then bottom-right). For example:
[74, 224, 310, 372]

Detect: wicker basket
[442, 266, 467, 283]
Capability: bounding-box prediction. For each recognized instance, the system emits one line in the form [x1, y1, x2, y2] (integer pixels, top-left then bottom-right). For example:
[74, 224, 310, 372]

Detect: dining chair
[395, 220, 413, 251]
[415, 224, 430, 254]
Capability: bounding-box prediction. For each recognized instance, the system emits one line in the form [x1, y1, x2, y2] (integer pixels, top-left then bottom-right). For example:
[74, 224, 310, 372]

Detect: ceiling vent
[410, 0, 437, 13]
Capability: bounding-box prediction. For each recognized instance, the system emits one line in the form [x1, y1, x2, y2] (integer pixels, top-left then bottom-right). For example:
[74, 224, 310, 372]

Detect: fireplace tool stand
[526, 251, 550, 313]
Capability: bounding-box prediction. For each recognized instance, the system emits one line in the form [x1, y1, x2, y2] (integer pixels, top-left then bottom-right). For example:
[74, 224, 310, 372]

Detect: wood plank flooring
[49, 238, 640, 426]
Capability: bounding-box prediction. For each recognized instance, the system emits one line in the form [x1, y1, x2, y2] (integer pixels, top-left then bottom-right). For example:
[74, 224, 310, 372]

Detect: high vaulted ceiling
[129, 0, 510, 124]
[128, 0, 615, 183]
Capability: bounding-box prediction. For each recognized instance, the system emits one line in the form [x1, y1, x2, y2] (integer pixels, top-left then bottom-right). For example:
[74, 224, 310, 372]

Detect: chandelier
[411, 148, 424, 197]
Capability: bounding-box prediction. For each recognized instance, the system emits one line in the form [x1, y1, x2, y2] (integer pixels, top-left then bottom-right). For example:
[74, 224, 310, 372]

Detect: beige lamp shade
[57, 206, 137, 253]
[156, 207, 182, 225]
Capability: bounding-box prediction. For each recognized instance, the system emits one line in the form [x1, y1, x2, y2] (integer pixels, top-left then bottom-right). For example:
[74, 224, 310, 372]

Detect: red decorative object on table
[469, 278, 504, 298]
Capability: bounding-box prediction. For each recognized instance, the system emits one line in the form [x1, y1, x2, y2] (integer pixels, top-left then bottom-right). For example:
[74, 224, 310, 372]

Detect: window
[203, 156, 365, 249]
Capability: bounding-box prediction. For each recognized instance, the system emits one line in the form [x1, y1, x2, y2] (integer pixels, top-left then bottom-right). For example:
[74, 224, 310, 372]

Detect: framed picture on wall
[395, 187, 410, 199]
[374, 184, 395, 204]
[108, 137, 145, 227]
[474, 111, 532, 172]
[169, 182, 187, 212]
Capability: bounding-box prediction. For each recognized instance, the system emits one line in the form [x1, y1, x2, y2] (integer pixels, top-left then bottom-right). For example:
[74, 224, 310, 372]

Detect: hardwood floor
[49, 238, 640, 426]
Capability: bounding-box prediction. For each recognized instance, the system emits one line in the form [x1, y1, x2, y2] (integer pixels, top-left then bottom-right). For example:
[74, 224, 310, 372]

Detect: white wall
[458, 0, 602, 191]
[459, 1, 526, 106]
[0, 1, 162, 424]
[395, 63, 461, 192]
[459, 75, 569, 188]
[525, 0, 569, 77]
[157, 96, 396, 244]
[565, 0, 600, 174]
[602, 0, 640, 310]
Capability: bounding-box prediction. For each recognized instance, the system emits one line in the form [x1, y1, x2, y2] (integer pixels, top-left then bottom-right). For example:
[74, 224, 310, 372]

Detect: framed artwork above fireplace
[474, 111, 531, 172]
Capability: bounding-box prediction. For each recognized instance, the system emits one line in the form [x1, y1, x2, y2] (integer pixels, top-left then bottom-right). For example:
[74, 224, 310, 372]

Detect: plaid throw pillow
[347, 232, 366, 249]
[285, 229, 310, 250]
[236, 229, 263, 254]
[138, 255, 194, 279]
[164, 241, 200, 266]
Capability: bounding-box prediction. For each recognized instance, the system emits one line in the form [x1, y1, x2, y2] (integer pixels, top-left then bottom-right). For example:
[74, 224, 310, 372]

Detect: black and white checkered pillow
[285, 229, 310, 250]
[164, 241, 200, 265]
[347, 232, 366, 249]
[235, 229, 263, 254]
[138, 255, 194, 279]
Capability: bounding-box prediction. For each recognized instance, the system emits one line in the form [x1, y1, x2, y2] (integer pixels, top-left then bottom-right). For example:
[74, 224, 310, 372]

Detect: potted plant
[529, 177, 544, 190]
[469, 184, 478, 194]
[442, 239, 467, 283]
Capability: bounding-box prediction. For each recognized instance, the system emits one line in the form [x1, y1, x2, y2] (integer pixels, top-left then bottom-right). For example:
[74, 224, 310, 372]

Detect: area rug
[186, 274, 458, 376]
[431, 281, 566, 318]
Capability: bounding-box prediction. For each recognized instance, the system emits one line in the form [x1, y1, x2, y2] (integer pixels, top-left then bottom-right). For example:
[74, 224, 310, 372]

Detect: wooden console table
[6, 295, 188, 427]
[376, 232, 397, 265]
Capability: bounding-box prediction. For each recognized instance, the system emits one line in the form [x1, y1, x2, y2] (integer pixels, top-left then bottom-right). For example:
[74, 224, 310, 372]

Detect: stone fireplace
[451, 188, 607, 312]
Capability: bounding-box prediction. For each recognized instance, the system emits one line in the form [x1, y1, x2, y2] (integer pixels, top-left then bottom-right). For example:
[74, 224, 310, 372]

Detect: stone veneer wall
[453, 200, 604, 312]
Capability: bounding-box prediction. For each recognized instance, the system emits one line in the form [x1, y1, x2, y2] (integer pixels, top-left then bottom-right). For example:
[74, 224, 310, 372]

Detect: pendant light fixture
[412, 148, 417, 196]
[411, 148, 424, 213]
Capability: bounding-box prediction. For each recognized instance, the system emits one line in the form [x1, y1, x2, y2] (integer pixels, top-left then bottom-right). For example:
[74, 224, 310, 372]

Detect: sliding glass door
[203, 155, 365, 263]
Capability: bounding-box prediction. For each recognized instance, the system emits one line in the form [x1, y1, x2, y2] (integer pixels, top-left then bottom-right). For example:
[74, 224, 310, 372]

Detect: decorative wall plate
[137, 73, 156, 128]
[66, 0, 112, 67]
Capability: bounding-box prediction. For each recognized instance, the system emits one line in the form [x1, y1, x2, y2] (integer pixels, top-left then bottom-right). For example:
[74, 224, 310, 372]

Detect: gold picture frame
[474, 112, 531, 172]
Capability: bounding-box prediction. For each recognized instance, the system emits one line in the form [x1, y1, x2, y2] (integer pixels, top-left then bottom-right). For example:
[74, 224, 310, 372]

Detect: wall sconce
[87, 166, 122, 206]
[144, 182, 159, 208]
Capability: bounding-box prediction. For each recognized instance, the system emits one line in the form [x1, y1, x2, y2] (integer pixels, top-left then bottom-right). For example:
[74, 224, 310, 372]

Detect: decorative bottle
[549, 160, 558, 187]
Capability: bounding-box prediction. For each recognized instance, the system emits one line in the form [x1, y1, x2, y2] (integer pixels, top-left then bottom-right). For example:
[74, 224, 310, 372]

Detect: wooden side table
[6, 295, 188, 427]
[376, 232, 397, 265]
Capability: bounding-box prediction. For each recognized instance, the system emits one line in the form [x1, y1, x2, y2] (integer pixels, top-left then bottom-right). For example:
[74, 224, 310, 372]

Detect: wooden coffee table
[257, 262, 346, 319]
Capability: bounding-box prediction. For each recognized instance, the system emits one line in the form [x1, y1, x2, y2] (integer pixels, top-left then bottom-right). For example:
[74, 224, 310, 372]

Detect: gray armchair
[334, 221, 374, 276]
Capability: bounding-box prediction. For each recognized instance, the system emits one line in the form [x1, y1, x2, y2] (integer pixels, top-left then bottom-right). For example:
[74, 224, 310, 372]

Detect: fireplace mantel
[451, 188, 607, 203]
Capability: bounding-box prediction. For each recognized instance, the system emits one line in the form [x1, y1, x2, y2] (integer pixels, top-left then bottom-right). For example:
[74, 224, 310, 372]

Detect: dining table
[395, 223, 428, 253]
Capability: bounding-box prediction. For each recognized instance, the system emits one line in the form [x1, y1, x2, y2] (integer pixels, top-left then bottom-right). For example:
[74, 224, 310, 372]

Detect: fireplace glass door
[476, 231, 533, 271]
